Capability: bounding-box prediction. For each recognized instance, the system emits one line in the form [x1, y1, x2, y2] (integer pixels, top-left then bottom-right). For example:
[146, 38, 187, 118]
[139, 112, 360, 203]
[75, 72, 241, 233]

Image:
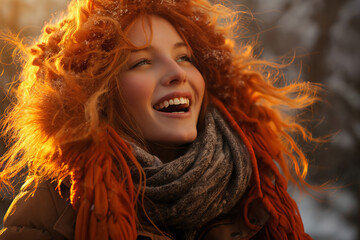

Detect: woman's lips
[153, 97, 190, 111]
[153, 92, 192, 112]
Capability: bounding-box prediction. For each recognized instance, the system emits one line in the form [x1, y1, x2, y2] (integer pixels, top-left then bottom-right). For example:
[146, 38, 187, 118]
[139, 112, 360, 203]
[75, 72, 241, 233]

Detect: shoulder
[0, 180, 76, 240]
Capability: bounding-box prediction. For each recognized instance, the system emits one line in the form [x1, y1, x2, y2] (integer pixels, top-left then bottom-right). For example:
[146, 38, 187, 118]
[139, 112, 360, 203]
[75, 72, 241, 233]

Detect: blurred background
[0, 0, 359, 239]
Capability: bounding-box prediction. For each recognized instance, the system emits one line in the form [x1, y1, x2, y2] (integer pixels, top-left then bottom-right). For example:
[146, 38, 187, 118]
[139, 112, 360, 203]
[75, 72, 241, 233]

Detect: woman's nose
[160, 58, 187, 86]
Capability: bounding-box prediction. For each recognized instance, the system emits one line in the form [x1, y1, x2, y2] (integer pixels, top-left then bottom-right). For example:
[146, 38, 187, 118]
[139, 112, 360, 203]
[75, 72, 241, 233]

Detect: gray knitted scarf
[130, 107, 252, 231]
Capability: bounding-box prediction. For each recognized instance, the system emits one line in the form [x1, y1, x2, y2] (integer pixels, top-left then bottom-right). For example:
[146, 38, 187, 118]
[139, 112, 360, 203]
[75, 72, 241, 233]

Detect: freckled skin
[118, 16, 205, 146]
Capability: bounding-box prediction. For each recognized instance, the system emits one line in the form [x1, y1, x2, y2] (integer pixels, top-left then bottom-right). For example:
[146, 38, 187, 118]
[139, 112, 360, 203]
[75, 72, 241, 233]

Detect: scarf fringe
[70, 126, 143, 240]
[212, 97, 311, 240]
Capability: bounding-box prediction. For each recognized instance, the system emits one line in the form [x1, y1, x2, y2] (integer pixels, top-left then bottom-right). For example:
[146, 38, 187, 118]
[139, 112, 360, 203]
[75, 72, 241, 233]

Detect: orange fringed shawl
[70, 98, 311, 240]
[69, 127, 144, 240]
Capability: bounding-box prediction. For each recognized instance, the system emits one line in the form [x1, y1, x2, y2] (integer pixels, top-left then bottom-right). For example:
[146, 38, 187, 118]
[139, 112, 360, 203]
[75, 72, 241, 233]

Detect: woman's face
[118, 16, 205, 146]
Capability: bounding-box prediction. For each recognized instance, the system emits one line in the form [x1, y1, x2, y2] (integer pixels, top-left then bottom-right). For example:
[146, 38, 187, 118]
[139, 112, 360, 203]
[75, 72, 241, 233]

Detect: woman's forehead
[126, 16, 184, 48]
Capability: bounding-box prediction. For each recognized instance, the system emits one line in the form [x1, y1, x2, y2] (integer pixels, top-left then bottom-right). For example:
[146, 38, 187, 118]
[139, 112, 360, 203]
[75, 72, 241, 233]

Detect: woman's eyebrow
[130, 47, 151, 53]
[173, 42, 187, 49]
[130, 42, 187, 53]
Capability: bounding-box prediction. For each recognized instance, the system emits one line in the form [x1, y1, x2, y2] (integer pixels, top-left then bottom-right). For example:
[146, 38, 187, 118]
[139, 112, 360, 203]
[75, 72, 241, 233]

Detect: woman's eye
[177, 55, 192, 63]
[129, 59, 151, 69]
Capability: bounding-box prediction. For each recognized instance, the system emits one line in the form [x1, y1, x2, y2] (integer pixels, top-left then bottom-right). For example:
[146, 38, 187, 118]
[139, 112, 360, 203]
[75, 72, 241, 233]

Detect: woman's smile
[153, 92, 191, 113]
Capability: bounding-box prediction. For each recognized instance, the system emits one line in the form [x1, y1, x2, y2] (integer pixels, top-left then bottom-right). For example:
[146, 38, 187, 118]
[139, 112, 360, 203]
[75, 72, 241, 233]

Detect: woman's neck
[147, 142, 189, 163]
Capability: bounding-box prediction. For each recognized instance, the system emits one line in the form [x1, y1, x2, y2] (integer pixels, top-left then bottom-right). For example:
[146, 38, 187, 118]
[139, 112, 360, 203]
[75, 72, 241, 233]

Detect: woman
[0, 0, 317, 239]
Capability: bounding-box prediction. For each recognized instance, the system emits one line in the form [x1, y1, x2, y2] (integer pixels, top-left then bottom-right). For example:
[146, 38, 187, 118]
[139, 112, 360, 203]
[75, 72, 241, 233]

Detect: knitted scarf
[130, 107, 252, 231]
[71, 99, 312, 240]
[212, 98, 312, 240]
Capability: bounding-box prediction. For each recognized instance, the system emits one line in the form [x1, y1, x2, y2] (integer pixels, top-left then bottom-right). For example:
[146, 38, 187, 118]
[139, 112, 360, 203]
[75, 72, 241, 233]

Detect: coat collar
[53, 204, 76, 240]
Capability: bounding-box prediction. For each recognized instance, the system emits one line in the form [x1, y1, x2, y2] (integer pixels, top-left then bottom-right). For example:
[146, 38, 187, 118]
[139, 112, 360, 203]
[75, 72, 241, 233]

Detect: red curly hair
[1, 0, 319, 239]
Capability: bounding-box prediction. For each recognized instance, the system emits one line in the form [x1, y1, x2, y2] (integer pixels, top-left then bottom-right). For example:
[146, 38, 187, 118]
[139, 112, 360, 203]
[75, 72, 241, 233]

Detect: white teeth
[154, 97, 190, 110]
[180, 97, 186, 104]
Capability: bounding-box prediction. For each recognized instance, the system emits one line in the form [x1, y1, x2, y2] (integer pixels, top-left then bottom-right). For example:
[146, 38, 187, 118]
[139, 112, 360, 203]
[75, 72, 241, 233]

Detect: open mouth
[153, 97, 190, 113]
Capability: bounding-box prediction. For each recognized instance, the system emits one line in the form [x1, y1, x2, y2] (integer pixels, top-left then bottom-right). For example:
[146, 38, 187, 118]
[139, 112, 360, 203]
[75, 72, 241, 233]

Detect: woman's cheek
[120, 73, 154, 106]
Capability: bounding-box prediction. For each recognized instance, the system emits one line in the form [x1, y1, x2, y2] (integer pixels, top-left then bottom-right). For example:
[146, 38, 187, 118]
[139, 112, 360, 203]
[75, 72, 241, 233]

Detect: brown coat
[0, 181, 268, 240]
[0, 181, 75, 240]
